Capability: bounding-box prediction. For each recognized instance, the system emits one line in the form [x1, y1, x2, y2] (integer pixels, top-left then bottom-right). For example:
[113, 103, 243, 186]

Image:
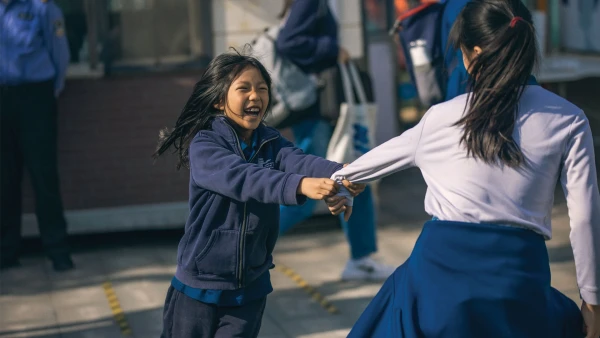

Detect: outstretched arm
[190, 134, 339, 205]
[330, 107, 432, 204]
[560, 112, 600, 307]
[276, 137, 344, 177]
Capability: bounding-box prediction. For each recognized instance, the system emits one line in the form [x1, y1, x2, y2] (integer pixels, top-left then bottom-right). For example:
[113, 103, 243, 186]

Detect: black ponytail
[153, 48, 273, 169]
[449, 0, 538, 168]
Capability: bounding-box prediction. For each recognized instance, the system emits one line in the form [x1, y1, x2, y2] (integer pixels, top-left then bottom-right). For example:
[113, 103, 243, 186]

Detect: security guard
[1, 0, 73, 271]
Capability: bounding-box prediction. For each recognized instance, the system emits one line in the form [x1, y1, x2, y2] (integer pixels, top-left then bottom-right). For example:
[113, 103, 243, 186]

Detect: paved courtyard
[0, 168, 584, 338]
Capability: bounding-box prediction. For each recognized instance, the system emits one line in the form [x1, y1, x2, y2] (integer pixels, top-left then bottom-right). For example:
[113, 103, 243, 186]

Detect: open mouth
[244, 107, 261, 117]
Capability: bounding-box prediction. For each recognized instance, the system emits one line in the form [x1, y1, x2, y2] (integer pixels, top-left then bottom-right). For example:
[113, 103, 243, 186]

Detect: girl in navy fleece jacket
[153, 51, 362, 338]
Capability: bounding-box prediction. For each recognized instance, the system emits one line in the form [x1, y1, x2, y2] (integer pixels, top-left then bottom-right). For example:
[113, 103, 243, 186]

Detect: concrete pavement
[0, 167, 584, 338]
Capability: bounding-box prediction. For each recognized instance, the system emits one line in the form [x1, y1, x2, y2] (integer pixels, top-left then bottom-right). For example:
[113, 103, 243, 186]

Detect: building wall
[22, 0, 365, 236]
[22, 73, 202, 235]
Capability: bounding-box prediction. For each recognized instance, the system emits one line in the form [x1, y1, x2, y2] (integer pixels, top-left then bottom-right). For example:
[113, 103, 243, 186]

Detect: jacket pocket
[195, 229, 239, 279]
[244, 230, 269, 270]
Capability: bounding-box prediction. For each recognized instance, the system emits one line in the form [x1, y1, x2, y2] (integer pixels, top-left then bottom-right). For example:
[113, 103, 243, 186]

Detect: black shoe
[0, 257, 21, 270]
[51, 255, 75, 272]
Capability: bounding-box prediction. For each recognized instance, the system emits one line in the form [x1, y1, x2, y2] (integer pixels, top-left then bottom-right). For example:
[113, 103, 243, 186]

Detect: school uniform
[161, 116, 343, 338]
[332, 85, 599, 337]
[0, 0, 72, 270]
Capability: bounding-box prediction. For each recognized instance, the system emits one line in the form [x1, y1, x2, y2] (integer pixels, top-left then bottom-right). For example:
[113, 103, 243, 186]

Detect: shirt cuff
[581, 288, 600, 306]
[336, 185, 354, 206]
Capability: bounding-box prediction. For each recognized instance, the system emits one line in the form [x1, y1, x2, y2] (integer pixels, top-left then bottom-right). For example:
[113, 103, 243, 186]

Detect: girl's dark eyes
[236, 87, 268, 91]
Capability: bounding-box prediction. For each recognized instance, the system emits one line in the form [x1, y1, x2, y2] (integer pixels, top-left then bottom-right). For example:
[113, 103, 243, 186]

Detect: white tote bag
[326, 62, 378, 164]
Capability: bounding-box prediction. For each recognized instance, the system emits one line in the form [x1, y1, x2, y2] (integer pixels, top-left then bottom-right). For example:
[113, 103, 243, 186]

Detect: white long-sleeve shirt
[332, 86, 600, 305]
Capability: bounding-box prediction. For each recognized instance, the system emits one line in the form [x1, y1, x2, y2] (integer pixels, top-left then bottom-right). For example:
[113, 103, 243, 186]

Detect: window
[560, 0, 600, 52]
[55, 0, 101, 77]
[54, 0, 213, 77]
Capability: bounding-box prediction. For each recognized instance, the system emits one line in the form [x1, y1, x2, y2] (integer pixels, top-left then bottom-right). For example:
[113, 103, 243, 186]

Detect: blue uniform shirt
[0, 0, 70, 94]
[171, 131, 274, 306]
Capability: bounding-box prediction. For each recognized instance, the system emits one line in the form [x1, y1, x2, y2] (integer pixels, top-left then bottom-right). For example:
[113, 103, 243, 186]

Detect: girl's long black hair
[154, 49, 273, 169]
[449, 0, 538, 168]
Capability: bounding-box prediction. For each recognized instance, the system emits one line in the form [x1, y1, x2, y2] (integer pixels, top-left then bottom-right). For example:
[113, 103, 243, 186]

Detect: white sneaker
[340, 256, 396, 281]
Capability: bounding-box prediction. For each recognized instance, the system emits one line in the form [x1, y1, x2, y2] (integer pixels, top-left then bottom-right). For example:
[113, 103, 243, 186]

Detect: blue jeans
[279, 118, 377, 259]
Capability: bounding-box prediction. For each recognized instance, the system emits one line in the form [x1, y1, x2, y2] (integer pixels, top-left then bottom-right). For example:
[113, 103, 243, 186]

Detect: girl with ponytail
[325, 0, 600, 336]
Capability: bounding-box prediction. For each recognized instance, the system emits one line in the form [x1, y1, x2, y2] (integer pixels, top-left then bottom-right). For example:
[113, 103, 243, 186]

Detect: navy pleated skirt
[348, 220, 583, 338]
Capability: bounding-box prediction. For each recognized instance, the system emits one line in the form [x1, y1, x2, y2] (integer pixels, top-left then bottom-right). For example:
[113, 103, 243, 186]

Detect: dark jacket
[440, 0, 471, 100]
[174, 116, 343, 290]
[275, 0, 340, 123]
[276, 0, 339, 74]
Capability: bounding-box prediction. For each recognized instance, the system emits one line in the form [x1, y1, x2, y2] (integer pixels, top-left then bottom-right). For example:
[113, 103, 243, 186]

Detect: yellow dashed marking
[102, 281, 133, 336]
[275, 264, 339, 314]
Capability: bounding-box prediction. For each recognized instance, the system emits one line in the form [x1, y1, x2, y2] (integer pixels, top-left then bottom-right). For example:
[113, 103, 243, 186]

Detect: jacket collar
[211, 116, 279, 148]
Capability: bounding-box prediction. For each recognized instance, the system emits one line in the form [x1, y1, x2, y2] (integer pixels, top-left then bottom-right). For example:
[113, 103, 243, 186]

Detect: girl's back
[418, 85, 597, 238]
[335, 82, 597, 338]
[334, 0, 599, 335]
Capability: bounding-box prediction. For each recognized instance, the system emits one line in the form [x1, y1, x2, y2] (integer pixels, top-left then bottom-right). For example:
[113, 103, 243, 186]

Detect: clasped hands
[296, 164, 365, 221]
[324, 178, 365, 221]
[326, 163, 365, 221]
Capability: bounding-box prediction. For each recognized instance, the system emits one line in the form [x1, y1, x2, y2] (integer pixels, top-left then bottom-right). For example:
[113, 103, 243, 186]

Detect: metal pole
[84, 0, 99, 69]
[199, 0, 214, 60]
[549, 0, 560, 53]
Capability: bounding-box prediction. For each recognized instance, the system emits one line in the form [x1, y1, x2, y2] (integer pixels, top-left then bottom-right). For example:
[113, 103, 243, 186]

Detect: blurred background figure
[440, 0, 472, 100]
[275, 0, 395, 281]
[0, 0, 74, 271]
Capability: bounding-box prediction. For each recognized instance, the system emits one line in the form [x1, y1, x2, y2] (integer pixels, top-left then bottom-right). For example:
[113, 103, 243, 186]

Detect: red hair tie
[510, 16, 524, 28]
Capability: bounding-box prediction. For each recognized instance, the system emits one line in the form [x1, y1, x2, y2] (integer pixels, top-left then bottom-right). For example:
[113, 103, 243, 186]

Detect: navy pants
[0, 80, 70, 262]
[160, 286, 267, 338]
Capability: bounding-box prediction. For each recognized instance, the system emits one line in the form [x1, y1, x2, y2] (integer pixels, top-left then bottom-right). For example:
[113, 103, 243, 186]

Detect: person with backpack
[329, 0, 599, 336]
[440, 0, 471, 100]
[275, 0, 396, 281]
[391, 0, 469, 103]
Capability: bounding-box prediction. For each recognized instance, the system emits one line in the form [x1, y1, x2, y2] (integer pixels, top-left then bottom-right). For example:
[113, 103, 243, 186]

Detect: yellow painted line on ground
[275, 264, 339, 315]
[102, 281, 133, 336]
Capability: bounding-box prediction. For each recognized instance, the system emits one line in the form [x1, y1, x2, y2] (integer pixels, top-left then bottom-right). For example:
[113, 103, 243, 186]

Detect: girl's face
[219, 66, 269, 139]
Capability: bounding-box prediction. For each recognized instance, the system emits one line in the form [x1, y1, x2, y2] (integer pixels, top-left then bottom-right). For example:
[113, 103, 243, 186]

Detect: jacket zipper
[226, 123, 278, 288]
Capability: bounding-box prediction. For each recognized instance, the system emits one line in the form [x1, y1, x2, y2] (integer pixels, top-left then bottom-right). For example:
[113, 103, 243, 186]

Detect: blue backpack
[390, 1, 448, 107]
